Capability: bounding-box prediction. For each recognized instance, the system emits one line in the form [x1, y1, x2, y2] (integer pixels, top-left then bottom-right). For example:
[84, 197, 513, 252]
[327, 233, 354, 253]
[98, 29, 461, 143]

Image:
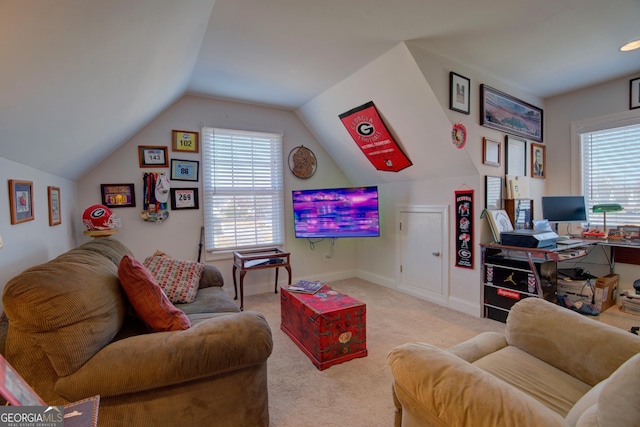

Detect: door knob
[432, 251, 441, 257]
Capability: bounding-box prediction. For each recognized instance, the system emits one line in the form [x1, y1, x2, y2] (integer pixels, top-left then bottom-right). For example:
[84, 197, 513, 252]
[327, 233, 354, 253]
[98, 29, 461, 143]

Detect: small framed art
[170, 188, 199, 210]
[482, 137, 501, 167]
[48, 186, 61, 226]
[449, 72, 470, 115]
[8, 180, 34, 224]
[631, 77, 640, 110]
[138, 146, 168, 168]
[172, 130, 199, 153]
[485, 176, 502, 210]
[101, 183, 136, 207]
[530, 143, 545, 179]
[170, 159, 199, 182]
[505, 135, 526, 176]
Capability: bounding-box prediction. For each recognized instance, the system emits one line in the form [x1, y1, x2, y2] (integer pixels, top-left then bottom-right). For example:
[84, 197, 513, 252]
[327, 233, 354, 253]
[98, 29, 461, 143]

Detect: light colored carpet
[242, 278, 506, 427]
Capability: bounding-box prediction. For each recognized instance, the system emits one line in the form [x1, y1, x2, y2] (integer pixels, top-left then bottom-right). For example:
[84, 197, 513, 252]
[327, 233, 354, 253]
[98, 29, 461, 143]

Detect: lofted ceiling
[1, 0, 639, 180]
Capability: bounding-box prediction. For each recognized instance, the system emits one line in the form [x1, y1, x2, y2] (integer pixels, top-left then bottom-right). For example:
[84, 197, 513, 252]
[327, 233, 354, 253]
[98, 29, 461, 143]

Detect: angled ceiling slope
[0, 0, 215, 180]
[296, 42, 476, 186]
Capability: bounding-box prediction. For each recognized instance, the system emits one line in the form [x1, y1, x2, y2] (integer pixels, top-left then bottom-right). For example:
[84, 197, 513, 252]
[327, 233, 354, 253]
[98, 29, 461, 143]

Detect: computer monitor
[541, 196, 587, 223]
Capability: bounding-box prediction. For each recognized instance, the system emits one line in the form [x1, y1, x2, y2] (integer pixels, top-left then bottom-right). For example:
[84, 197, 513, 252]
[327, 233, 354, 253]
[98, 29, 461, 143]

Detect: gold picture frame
[48, 186, 61, 226]
[482, 137, 501, 167]
[172, 130, 199, 153]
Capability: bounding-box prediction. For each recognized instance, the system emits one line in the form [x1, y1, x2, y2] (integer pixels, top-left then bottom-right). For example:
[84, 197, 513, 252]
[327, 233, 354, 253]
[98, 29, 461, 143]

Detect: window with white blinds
[581, 122, 640, 227]
[202, 127, 284, 252]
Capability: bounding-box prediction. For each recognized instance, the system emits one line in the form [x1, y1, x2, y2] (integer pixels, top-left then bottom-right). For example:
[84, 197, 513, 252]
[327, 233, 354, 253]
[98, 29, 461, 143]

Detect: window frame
[201, 127, 285, 260]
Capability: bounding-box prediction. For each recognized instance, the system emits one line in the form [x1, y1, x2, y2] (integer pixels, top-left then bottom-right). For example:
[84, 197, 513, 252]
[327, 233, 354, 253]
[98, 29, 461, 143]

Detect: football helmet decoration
[82, 204, 121, 230]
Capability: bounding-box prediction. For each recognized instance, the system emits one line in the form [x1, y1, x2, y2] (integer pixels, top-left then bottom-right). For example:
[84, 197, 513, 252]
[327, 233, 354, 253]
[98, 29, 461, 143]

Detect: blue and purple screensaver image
[292, 186, 380, 238]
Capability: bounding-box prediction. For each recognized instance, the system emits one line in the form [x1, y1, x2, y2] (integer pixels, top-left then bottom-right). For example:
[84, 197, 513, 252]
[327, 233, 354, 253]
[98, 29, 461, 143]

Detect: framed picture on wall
[505, 135, 526, 176]
[170, 188, 199, 210]
[48, 186, 61, 226]
[631, 77, 640, 110]
[480, 84, 543, 141]
[482, 137, 501, 167]
[8, 180, 34, 224]
[101, 183, 136, 208]
[138, 146, 168, 168]
[449, 72, 470, 115]
[170, 159, 199, 182]
[530, 143, 546, 179]
[172, 130, 199, 153]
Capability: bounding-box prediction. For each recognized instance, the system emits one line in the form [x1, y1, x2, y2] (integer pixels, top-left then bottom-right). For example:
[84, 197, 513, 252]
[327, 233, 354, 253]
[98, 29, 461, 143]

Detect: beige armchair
[388, 297, 640, 427]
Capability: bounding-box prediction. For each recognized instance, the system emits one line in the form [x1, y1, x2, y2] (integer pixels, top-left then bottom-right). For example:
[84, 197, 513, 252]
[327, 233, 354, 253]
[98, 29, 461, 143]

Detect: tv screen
[292, 186, 380, 238]
[541, 196, 587, 223]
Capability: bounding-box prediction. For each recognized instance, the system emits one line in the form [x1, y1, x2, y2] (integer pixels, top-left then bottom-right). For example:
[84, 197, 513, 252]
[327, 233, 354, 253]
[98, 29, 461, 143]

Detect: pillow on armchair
[118, 255, 190, 332]
[143, 256, 204, 303]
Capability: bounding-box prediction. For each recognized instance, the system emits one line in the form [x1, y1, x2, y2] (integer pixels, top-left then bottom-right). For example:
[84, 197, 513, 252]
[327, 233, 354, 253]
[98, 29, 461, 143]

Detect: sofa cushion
[473, 345, 591, 417]
[176, 286, 240, 315]
[143, 256, 204, 303]
[2, 250, 127, 377]
[118, 255, 191, 331]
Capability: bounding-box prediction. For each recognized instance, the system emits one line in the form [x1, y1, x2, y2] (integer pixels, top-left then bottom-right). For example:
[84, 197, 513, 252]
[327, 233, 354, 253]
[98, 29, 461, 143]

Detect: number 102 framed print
[170, 188, 199, 210]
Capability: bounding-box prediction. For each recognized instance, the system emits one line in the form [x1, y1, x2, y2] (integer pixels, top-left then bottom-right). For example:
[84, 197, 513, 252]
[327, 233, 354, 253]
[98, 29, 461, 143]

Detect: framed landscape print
[8, 180, 34, 224]
[480, 84, 543, 141]
[449, 72, 470, 115]
[48, 186, 61, 226]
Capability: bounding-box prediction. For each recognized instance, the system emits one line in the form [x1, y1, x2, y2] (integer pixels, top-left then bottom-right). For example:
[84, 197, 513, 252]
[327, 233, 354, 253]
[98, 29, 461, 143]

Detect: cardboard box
[593, 273, 619, 312]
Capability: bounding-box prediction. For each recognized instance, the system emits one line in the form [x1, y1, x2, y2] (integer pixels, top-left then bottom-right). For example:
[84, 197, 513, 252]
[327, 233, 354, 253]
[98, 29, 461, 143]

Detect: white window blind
[202, 127, 284, 252]
[581, 122, 640, 227]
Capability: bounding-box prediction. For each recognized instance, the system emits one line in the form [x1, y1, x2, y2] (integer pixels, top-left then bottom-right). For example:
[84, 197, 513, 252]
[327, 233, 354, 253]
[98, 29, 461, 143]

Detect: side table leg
[274, 267, 279, 294]
[232, 265, 238, 300]
[285, 265, 292, 286]
[239, 270, 247, 311]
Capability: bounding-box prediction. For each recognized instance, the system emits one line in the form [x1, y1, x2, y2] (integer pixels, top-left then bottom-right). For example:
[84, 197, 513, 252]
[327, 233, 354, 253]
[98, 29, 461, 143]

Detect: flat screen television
[292, 186, 380, 238]
[541, 196, 587, 223]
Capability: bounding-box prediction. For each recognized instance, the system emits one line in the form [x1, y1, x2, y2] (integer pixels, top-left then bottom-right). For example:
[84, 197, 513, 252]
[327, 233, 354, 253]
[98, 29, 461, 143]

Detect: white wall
[546, 72, 640, 296]
[0, 157, 77, 301]
[77, 95, 357, 298]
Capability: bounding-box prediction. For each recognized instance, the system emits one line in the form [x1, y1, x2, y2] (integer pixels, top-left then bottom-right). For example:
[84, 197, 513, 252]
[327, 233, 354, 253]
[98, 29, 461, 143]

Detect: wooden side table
[232, 248, 292, 311]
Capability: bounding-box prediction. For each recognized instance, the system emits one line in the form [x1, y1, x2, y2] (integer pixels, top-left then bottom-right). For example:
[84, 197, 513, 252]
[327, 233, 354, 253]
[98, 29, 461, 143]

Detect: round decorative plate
[288, 146, 317, 179]
[451, 123, 467, 149]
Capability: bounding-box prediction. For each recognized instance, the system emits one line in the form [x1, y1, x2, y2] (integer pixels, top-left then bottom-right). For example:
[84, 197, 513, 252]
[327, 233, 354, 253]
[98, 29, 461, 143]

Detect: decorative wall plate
[288, 146, 317, 179]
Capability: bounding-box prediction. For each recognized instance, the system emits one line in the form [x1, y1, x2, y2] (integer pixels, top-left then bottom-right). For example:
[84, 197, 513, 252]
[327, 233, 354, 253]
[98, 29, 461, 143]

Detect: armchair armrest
[387, 342, 566, 427]
[447, 331, 507, 363]
[199, 264, 224, 289]
[55, 311, 272, 400]
[506, 298, 640, 386]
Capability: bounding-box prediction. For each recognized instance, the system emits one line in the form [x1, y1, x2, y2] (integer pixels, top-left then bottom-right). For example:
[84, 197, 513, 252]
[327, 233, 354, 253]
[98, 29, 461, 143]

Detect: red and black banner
[455, 189, 474, 269]
[339, 101, 412, 172]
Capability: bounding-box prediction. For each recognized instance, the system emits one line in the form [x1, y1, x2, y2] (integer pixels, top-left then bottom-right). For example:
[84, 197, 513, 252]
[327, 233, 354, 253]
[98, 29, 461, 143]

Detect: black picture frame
[480, 84, 543, 142]
[449, 72, 470, 115]
[101, 183, 136, 208]
[170, 159, 200, 182]
[631, 77, 640, 110]
[170, 188, 199, 210]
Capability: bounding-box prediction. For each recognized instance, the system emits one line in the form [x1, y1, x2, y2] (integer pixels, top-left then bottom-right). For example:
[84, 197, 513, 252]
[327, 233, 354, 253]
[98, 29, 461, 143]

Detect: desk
[232, 248, 291, 311]
[596, 239, 640, 271]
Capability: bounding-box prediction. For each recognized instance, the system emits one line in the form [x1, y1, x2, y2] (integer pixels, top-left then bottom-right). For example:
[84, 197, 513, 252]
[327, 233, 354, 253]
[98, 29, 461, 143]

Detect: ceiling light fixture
[620, 39, 640, 52]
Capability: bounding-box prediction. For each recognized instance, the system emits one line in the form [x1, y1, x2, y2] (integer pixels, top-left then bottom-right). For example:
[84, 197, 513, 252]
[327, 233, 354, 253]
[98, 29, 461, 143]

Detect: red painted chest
[280, 286, 367, 370]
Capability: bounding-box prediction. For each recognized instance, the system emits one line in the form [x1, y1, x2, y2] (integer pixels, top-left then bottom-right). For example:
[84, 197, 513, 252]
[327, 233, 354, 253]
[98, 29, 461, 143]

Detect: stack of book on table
[285, 280, 325, 294]
[621, 292, 640, 315]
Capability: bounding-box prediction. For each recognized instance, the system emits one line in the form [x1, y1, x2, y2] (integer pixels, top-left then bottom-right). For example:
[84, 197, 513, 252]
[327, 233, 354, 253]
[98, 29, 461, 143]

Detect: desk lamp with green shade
[592, 203, 623, 238]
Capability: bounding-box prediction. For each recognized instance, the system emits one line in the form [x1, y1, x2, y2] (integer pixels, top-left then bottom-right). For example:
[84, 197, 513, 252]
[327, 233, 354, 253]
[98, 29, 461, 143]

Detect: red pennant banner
[339, 101, 412, 172]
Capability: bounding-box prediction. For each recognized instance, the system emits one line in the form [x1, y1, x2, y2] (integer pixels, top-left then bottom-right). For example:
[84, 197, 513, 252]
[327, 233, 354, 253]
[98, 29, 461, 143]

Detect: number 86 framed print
[170, 159, 199, 182]
[170, 188, 199, 210]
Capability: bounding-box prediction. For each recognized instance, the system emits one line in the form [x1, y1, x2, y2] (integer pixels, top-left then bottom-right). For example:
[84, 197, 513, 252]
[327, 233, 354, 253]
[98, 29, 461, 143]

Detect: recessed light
[620, 39, 640, 52]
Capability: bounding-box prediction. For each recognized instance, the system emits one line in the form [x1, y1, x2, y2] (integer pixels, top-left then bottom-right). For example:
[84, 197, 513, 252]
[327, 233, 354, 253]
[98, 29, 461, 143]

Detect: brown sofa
[388, 297, 640, 427]
[1, 238, 273, 426]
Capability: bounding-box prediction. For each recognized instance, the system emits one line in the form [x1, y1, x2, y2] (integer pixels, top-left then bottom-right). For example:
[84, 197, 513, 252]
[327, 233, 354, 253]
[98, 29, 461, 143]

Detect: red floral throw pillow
[118, 255, 190, 331]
